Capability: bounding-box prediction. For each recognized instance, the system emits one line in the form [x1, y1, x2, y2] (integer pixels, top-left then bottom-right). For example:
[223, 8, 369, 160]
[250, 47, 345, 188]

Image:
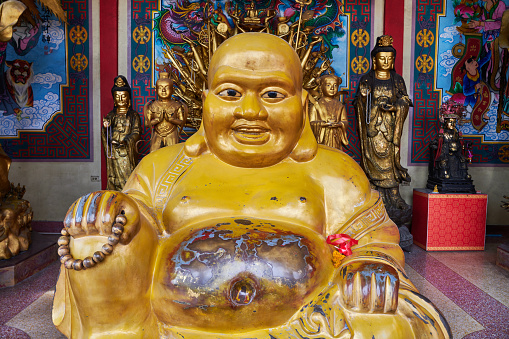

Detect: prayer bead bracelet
[58, 214, 127, 271]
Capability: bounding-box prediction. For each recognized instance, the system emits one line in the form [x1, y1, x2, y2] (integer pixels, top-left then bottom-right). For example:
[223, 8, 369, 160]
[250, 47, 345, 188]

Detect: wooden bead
[73, 259, 84, 271]
[60, 254, 72, 264]
[115, 214, 127, 225]
[83, 257, 95, 268]
[102, 244, 113, 255]
[108, 234, 120, 246]
[58, 246, 70, 257]
[93, 251, 105, 263]
[112, 224, 124, 235]
[64, 259, 75, 269]
[61, 228, 70, 236]
[58, 236, 70, 246]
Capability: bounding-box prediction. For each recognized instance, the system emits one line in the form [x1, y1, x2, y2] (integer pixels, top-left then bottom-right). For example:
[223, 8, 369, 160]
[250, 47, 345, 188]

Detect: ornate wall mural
[130, 0, 374, 161]
[0, 0, 91, 160]
[411, 0, 509, 165]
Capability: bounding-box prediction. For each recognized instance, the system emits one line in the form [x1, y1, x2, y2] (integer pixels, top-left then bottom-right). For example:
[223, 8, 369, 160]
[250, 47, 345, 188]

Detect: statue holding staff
[353, 35, 413, 247]
[102, 75, 141, 191]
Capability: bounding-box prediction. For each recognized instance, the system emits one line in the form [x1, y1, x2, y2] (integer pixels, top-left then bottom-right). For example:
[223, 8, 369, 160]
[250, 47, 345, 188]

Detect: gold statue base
[0, 232, 56, 288]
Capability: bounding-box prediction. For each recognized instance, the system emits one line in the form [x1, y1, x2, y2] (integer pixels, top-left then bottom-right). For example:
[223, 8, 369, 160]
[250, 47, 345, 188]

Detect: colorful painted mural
[130, 0, 374, 160]
[411, 0, 509, 165]
[0, 0, 91, 160]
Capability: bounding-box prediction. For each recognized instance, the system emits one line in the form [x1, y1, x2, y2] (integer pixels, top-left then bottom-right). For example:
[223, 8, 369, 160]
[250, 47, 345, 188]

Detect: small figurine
[144, 72, 187, 153]
[102, 75, 141, 191]
[426, 99, 476, 193]
[353, 35, 413, 248]
[309, 74, 348, 150]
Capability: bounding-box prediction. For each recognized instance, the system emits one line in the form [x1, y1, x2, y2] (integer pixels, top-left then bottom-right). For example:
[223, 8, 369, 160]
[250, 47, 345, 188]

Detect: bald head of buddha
[201, 33, 312, 168]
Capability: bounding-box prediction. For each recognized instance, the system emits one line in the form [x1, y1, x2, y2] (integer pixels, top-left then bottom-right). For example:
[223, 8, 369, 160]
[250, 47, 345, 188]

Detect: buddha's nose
[235, 93, 268, 120]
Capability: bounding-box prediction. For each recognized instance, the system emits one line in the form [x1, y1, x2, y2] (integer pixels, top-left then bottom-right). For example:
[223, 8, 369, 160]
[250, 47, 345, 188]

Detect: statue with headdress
[309, 74, 348, 150]
[101, 75, 141, 191]
[353, 35, 413, 249]
[426, 99, 476, 193]
[143, 72, 187, 153]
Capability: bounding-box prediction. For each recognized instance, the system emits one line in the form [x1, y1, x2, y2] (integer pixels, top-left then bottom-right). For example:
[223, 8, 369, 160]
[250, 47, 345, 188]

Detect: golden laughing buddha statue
[53, 33, 451, 339]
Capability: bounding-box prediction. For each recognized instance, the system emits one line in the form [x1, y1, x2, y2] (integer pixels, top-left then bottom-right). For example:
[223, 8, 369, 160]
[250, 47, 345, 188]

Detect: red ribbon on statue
[327, 234, 358, 268]
[326, 234, 358, 256]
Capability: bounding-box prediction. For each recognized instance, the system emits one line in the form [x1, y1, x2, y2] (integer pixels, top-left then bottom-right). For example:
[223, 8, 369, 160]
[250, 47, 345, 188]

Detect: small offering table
[411, 188, 487, 251]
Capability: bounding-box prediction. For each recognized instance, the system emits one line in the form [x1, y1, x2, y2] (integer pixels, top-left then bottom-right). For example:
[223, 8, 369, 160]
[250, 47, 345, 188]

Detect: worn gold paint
[53, 33, 450, 338]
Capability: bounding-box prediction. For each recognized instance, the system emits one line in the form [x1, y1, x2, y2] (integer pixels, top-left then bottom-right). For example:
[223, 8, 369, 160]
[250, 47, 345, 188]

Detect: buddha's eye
[261, 91, 285, 101]
[218, 89, 241, 98]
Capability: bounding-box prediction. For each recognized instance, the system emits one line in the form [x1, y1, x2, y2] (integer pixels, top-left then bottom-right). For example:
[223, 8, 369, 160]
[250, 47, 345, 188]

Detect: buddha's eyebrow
[211, 67, 296, 91]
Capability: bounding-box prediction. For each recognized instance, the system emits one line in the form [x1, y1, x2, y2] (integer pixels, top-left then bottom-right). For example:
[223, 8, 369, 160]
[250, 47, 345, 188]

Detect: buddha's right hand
[64, 191, 141, 245]
[338, 260, 399, 314]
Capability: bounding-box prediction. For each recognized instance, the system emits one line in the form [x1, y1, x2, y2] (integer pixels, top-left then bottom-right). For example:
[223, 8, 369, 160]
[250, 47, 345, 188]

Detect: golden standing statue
[0, 0, 34, 260]
[0, 144, 33, 260]
[309, 74, 348, 150]
[144, 72, 187, 152]
[102, 76, 141, 191]
[353, 36, 413, 246]
[53, 33, 450, 339]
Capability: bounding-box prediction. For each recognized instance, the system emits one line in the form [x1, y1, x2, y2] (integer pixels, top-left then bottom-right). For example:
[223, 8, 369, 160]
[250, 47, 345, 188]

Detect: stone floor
[1, 233, 508, 338]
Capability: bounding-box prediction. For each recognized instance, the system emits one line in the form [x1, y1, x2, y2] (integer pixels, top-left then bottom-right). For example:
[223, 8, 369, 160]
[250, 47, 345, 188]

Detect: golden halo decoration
[498, 145, 509, 162]
[351, 56, 369, 74]
[133, 25, 151, 45]
[70, 25, 87, 45]
[70, 53, 88, 72]
[416, 54, 434, 73]
[416, 29, 434, 48]
[351, 29, 369, 48]
[132, 55, 150, 73]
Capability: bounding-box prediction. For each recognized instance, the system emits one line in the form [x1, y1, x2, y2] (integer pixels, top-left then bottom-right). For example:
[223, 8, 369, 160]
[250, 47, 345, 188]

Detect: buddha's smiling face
[202, 33, 305, 168]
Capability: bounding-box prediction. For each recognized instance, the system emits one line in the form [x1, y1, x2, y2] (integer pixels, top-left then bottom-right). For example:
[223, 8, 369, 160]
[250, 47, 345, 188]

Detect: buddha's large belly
[152, 217, 333, 332]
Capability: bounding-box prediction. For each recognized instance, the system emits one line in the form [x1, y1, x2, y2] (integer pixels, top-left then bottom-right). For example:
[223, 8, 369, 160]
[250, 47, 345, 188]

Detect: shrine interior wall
[5, 0, 101, 222]
[3, 0, 507, 226]
[399, 0, 508, 225]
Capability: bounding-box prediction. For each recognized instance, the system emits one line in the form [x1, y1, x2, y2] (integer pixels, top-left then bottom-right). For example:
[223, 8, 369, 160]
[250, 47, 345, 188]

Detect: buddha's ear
[184, 90, 211, 157]
[184, 123, 208, 157]
[301, 88, 308, 107]
[290, 89, 318, 162]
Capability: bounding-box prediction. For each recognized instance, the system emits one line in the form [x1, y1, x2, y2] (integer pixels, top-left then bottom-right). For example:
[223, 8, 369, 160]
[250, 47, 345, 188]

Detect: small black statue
[426, 100, 476, 193]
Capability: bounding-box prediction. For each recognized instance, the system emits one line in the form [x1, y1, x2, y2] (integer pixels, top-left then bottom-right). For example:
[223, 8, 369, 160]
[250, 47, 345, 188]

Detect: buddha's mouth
[232, 125, 270, 145]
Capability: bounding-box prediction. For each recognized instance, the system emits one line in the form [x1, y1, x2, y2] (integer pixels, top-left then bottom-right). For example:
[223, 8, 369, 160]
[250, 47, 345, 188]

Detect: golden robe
[53, 139, 450, 338]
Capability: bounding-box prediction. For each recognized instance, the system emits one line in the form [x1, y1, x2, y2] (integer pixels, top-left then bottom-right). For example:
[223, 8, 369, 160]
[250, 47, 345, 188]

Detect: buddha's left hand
[338, 260, 399, 314]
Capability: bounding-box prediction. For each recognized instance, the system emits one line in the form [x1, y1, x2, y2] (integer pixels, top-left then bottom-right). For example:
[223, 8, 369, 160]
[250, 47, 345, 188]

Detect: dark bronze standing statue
[102, 76, 141, 191]
[427, 100, 476, 193]
[353, 35, 413, 250]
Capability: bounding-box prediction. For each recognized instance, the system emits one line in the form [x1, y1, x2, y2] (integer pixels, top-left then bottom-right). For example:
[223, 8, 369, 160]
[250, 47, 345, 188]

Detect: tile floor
[1, 233, 508, 338]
